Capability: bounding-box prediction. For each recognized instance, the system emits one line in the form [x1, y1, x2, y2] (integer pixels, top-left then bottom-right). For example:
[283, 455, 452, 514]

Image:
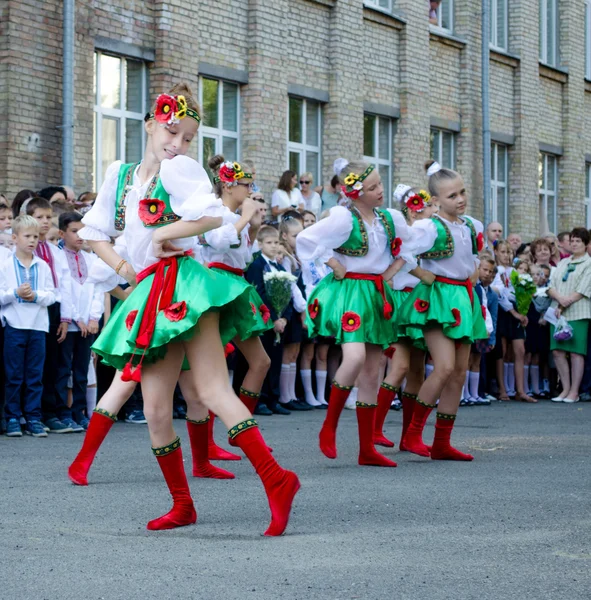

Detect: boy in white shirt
[55, 212, 104, 431]
[0, 216, 56, 437]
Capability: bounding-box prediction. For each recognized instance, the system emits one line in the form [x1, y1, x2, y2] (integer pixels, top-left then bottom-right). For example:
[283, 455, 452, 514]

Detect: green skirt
[550, 319, 589, 355]
[93, 256, 270, 371]
[391, 289, 427, 352]
[305, 273, 396, 349]
[397, 280, 488, 345]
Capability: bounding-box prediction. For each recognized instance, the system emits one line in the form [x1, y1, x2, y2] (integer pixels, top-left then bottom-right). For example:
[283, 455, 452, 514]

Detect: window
[491, 143, 509, 232]
[363, 114, 394, 206]
[430, 128, 456, 169]
[586, 0, 591, 79]
[539, 0, 558, 67]
[198, 77, 240, 178]
[287, 97, 322, 185]
[539, 153, 558, 233]
[364, 0, 392, 11]
[586, 163, 591, 228]
[430, 0, 453, 32]
[93, 51, 149, 189]
[490, 0, 508, 51]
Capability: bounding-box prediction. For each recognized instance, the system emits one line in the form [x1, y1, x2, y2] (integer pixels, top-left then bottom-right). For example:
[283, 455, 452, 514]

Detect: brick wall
[490, 62, 515, 136]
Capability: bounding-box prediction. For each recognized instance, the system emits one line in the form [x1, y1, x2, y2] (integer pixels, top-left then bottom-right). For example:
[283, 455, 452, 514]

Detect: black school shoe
[283, 400, 313, 411]
[270, 403, 291, 415]
[254, 403, 273, 416]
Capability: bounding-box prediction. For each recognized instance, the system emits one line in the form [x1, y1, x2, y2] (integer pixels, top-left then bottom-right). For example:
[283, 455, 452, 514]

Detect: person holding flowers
[296, 158, 417, 468]
[77, 83, 300, 536]
[396, 161, 488, 461]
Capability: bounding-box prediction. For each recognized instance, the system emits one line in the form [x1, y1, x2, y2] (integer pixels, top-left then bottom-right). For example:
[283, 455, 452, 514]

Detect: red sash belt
[208, 262, 244, 277]
[343, 272, 393, 319]
[434, 275, 473, 304]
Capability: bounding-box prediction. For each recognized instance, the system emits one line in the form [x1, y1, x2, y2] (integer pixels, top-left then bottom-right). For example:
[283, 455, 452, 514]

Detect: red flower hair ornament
[341, 311, 361, 332]
[406, 194, 425, 213]
[414, 299, 430, 313]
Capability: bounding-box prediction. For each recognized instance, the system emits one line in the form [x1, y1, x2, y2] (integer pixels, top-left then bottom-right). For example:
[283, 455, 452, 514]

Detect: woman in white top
[298, 172, 322, 220]
[271, 170, 304, 220]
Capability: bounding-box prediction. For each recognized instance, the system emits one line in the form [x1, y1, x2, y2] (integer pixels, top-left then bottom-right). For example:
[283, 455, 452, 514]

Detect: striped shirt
[549, 254, 591, 321]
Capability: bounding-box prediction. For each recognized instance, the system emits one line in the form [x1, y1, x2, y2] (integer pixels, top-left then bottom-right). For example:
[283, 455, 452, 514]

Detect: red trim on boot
[67, 412, 115, 485]
[207, 411, 242, 461]
[319, 383, 351, 459]
[430, 415, 474, 461]
[401, 400, 434, 457]
[399, 392, 416, 451]
[147, 445, 197, 531]
[232, 425, 300, 536]
[187, 420, 235, 479]
[374, 385, 396, 447]
[357, 404, 397, 467]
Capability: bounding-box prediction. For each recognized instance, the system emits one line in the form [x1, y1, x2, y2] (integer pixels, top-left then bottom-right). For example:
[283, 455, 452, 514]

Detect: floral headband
[213, 161, 253, 185]
[341, 165, 375, 200]
[149, 94, 201, 126]
[405, 190, 431, 213]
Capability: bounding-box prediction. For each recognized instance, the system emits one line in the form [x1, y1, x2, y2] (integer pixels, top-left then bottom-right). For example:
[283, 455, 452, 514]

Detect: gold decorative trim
[332, 380, 353, 391]
[228, 418, 258, 440]
[93, 407, 117, 422]
[436, 412, 456, 421]
[186, 416, 210, 425]
[152, 436, 181, 456]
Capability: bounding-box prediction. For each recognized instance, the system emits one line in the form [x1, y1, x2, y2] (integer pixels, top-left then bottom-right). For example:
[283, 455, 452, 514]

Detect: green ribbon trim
[332, 381, 353, 391]
[416, 398, 437, 409]
[436, 412, 456, 421]
[186, 416, 210, 425]
[356, 401, 378, 408]
[401, 391, 418, 401]
[380, 382, 397, 393]
[93, 407, 117, 422]
[228, 418, 258, 440]
[239, 387, 260, 399]
[152, 436, 181, 457]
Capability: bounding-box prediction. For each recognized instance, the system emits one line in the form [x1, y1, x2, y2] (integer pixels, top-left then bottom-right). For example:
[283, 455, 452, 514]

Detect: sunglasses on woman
[300, 180, 310, 185]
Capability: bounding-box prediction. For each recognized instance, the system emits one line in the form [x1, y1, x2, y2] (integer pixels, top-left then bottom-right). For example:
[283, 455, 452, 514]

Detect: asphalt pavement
[1, 401, 590, 600]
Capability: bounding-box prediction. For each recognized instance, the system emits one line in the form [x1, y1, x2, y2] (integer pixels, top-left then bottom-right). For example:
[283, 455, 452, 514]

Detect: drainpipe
[62, 0, 75, 186]
[482, 0, 491, 226]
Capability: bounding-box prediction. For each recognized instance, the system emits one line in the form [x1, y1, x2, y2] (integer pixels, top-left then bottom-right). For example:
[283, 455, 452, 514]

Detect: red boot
[319, 382, 352, 459]
[187, 418, 235, 479]
[228, 389, 273, 452]
[230, 420, 300, 536]
[430, 413, 474, 461]
[399, 391, 417, 451]
[67, 409, 116, 485]
[147, 438, 197, 531]
[401, 398, 435, 457]
[374, 383, 397, 447]
[357, 403, 397, 467]
[207, 411, 241, 461]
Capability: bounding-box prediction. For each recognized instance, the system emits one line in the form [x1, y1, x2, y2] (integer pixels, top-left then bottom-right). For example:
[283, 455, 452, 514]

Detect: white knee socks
[316, 370, 328, 405]
[300, 369, 321, 406]
[524, 365, 530, 394]
[507, 362, 515, 394]
[280, 364, 291, 404]
[426, 363, 434, 379]
[462, 372, 470, 400]
[289, 363, 298, 400]
[469, 371, 480, 400]
[86, 386, 97, 415]
[530, 365, 540, 394]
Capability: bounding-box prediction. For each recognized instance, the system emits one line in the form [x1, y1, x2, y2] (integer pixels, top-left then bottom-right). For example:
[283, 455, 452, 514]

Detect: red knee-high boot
[399, 391, 417, 451]
[230, 420, 300, 536]
[147, 438, 197, 531]
[67, 409, 116, 486]
[207, 411, 241, 461]
[187, 417, 235, 479]
[319, 382, 352, 459]
[430, 413, 474, 461]
[357, 403, 397, 467]
[374, 383, 397, 447]
[401, 398, 436, 457]
[228, 389, 273, 452]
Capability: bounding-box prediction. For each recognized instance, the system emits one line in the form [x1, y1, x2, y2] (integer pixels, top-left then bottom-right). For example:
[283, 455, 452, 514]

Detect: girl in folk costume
[202, 155, 274, 444]
[397, 161, 488, 461]
[374, 185, 436, 449]
[77, 83, 299, 535]
[296, 159, 417, 468]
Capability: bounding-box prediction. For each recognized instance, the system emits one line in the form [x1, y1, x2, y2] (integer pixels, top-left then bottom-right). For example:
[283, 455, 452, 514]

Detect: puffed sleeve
[202, 205, 241, 250]
[469, 216, 484, 268]
[387, 209, 417, 272]
[80, 161, 122, 241]
[160, 155, 221, 221]
[296, 206, 353, 263]
[409, 219, 438, 254]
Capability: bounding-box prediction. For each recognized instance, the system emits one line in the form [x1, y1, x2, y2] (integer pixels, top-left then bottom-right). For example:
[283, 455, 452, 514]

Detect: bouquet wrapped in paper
[263, 270, 297, 343]
[510, 271, 536, 315]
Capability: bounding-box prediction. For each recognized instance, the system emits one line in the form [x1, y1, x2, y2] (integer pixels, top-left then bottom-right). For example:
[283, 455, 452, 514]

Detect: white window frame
[286, 97, 322, 186]
[430, 128, 456, 170]
[585, 163, 591, 228]
[585, 0, 591, 80]
[363, 113, 393, 207]
[490, 0, 508, 51]
[539, 0, 559, 67]
[491, 143, 509, 232]
[198, 77, 241, 167]
[539, 153, 558, 233]
[433, 0, 454, 33]
[93, 51, 148, 190]
[363, 0, 392, 12]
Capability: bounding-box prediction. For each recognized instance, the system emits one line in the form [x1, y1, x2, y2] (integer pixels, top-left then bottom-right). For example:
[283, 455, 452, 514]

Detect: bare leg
[567, 354, 585, 400]
[513, 339, 535, 402]
[553, 350, 571, 399]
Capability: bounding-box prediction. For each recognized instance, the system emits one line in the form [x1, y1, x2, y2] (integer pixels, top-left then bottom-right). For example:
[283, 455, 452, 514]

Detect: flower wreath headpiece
[341, 165, 375, 200]
[213, 161, 253, 186]
[394, 183, 431, 213]
[149, 94, 201, 127]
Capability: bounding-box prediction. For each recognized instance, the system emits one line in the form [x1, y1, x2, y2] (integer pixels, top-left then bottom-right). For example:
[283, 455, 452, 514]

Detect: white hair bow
[333, 158, 349, 176]
[393, 184, 412, 203]
[426, 161, 442, 177]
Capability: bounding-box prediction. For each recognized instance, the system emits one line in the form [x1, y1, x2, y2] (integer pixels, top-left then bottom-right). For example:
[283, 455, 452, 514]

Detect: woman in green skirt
[296, 158, 417, 468]
[547, 227, 591, 403]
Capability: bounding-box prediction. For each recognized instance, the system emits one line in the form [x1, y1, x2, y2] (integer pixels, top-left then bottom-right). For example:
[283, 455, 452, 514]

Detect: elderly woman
[547, 227, 591, 403]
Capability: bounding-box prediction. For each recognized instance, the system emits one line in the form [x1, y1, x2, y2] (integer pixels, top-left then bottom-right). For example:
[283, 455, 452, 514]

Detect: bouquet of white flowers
[510, 271, 536, 315]
[263, 270, 297, 343]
